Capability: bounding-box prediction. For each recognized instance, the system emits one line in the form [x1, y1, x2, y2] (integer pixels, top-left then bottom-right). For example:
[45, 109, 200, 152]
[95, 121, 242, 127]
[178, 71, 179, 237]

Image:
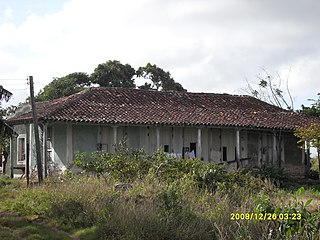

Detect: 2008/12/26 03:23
[230, 213, 302, 221]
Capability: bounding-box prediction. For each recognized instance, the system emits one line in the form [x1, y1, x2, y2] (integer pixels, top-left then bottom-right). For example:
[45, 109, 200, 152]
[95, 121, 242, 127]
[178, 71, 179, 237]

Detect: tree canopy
[0, 86, 12, 103]
[35, 60, 186, 102]
[91, 60, 136, 88]
[137, 63, 186, 91]
[299, 94, 320, 117]
[36, 72, 91, 101]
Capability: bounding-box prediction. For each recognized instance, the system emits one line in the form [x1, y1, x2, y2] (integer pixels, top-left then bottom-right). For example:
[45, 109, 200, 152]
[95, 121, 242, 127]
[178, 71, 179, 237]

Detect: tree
[0, 85, 13, 159]
[36, 72, 91, 101]
[136, 63, 186, 92]
[299, 93, 320, 117]
[0, 86, 12, 102]
[242, 68, 294, 110]
[295, 124, 320, 180]
[91, 60, 136, 88]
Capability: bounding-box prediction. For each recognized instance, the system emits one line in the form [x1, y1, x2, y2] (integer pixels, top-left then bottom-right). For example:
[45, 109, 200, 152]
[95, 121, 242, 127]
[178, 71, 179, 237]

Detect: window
[47, 127, 53, 162]
[17, 134, 26, 164]
[164, 145, 169, 153]
[190, 143, 197, 157]
[223, 146, 227, 162]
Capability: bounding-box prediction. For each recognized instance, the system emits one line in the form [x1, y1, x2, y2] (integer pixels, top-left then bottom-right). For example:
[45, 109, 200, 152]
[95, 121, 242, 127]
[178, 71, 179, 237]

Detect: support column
[305, 141, 311, 178]
[42, 123, 48, 178]
[197, 128, 202, 160]
[10, 135, 14, 178]
[66, 124, 73, 164]
[258, 132, 262, 167]
[236, 129, 241, 169]
[156, 127, 160, 150]
[272, 132, 277, 166]
[97, 125, 102, 151]
[112, 126, 118, 152]
[25, 124, 30, 186]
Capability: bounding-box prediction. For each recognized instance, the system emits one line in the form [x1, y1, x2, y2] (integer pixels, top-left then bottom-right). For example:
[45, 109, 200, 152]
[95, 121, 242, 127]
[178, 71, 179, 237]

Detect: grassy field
[0, 150, 319, 239]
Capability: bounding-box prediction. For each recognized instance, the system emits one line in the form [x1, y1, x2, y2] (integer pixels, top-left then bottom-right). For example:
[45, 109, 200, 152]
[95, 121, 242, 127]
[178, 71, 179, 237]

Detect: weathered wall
[52, 123, 67, 168]
[282, 132, 304, 177]
[73, 124, 98, 157]
[10, 122, 305, 178]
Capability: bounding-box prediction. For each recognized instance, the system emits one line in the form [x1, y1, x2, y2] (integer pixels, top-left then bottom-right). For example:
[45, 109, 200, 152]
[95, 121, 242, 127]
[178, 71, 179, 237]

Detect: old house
[6, 87, 319, 177]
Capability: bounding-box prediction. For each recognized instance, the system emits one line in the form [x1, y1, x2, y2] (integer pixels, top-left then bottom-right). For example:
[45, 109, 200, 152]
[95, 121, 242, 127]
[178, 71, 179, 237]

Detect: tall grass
[1, 148, 319, 239]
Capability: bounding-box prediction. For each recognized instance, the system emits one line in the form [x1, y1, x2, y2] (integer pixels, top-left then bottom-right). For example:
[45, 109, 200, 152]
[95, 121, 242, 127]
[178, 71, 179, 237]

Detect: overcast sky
[1, 0, 319, 109]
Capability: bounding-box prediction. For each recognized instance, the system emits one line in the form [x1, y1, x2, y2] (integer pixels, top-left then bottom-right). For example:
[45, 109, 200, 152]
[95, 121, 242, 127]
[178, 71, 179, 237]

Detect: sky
[0, 0, 320, 109]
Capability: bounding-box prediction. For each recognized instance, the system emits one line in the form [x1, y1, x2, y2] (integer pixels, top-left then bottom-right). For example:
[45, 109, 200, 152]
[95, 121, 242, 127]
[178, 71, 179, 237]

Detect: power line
[8, 88, 28, 91]
[35, 82, 46, 86]
[0, 78, 27, 81]
[1, 83, 28, 86]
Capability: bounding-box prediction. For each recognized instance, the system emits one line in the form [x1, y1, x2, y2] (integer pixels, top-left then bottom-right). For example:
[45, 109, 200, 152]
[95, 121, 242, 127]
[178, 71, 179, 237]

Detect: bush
[255, 165, 290, 187]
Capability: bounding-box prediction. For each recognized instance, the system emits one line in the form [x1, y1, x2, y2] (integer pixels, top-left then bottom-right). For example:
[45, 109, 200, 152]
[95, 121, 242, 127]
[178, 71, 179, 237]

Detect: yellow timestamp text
[230, 213, 302, 221]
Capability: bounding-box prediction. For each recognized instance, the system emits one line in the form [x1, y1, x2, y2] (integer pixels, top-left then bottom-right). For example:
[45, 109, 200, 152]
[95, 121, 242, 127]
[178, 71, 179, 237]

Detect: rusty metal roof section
[6, 87, 320, 130]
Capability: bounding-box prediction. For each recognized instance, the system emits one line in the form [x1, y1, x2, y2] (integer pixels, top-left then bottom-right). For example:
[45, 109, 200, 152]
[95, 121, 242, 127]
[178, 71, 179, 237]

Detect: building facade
[7, 87, 318, 177]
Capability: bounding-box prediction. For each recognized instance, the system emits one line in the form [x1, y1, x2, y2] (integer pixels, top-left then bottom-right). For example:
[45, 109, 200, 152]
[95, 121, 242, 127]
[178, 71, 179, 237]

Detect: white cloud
[0, 0, 320, 108]
[4, 7, 12, 19]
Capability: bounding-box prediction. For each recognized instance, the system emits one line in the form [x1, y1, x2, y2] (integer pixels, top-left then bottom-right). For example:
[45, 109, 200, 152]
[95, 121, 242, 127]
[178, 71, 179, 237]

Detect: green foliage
[255, 165, 289, 186]
[0, 175, 21, 189]
[2, 146, 320, 239]
[0, 213, 72, 240]
[47, 198, 95, 229]
[8, 188, 52, 216]
[36, 72, 90, 101]
[0, 85, 12, 102]
[295, 123, 320, 150]
[299, 93, 320, 117]
[252, 187, 320, 238]
[137, 63, 186, 91]
[74, 143, 151, 181]
[91, 60, 136, 88]
[33, 60, 186, 102]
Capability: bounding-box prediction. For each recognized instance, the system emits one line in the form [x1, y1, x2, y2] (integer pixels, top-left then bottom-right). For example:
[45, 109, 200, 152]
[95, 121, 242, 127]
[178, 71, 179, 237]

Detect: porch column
[25, 124, 30, 186]
[305, 141, 311, 178]
[156, 127, 160, 150]
[42, 123, 48, 178]
[272, 132, 277, 166]
[112, 126, 118, 152]
[258, 132, 262, 167]
[10, 135, 14, 178]
[236, 129, 241, 168]
[197, 128, 202, 160]
[66, 123, 73, 164]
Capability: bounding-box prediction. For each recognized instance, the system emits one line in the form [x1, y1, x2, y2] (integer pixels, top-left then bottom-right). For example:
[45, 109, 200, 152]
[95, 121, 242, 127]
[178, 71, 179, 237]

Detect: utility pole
[29, 76, 43, 183]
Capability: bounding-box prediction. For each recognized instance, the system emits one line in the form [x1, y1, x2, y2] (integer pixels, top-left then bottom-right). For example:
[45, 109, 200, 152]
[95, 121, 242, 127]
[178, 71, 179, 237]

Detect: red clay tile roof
[6, 87, 320, 130]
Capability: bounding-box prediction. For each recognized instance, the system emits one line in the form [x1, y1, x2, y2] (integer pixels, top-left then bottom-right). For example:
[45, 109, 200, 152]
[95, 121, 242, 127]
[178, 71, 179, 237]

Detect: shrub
[255, 165, 290, 187]
[7, 187, 52, 216]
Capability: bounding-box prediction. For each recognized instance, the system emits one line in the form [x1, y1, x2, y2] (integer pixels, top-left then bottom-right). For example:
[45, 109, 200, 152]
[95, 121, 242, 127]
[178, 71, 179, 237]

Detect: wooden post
[29, 76, 43, 183]
[25, 124, 30, 186]
[304, 144, 310, 178]
[197, 128, 202, 160]
[113, 126, 118, 152]
[66, 123, 73, 164]
[272, 132, 277, 166]
[258, 132, 262, 167]
[10, 135, 14, 178]
[277, 131, 282, 168]
[156, 127, 160, 150]
[236, 129, 241, 168]
[42, 123, 48, 178]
